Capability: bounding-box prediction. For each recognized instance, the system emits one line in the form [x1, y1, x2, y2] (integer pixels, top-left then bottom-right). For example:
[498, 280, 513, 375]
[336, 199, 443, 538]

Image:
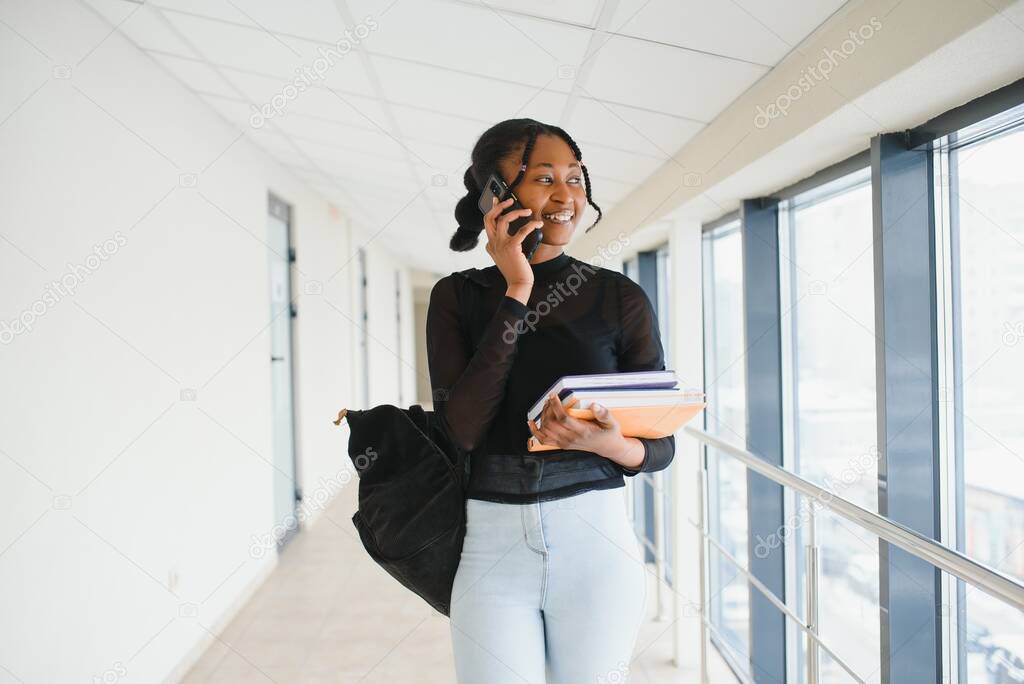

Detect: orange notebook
[526, 401, 707, 452]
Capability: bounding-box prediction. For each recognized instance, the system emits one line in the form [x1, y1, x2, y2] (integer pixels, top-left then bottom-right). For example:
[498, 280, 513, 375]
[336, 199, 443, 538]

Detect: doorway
[267, 193, 300, 550]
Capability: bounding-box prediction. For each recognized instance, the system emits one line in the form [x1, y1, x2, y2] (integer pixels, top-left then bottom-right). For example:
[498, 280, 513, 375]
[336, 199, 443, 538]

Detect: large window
[780, 167, 881, 682]
[938, 105, 1024, 682]
[624, 247, 675, 594]
[702, 220, 751, 674]
[696, 85, 1024, 684]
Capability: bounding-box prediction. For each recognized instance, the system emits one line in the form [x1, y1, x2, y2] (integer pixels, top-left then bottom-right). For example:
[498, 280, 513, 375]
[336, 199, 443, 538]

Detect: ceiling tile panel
[607, 0, 848, 65]
[149, 52, 232, 95]
[161, 11, 325, 76]
[302, 146, 415, 183]
[374, 57, 559, 122]
[576, 143, 666, 186]
[587, 174, 640, 207]
[243, 129, 318, 168]
[608, 0, 786, 65]
[209, 0, 350, 44]
[274, 116, 406, 157]
[198, 92, 258, 129]
[389, 104, 487, 149]
[84, 0, 193, 54]
[141, 0, 249, 23]
[584, 35, 768, 121]
[442, 0, 603, 27]
[566, 96, 704, 159]
[348, 0, 589, 91]
[223, 69, 392, 131]
[287, 126, 408, 162]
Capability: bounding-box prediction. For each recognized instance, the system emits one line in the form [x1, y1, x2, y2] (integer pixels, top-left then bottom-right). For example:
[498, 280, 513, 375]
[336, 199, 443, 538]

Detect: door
[267, 193, 299, 549]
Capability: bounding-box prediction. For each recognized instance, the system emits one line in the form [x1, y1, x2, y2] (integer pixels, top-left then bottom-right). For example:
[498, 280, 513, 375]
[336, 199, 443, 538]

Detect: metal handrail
[695, 463, 865, 683]
[704, 530, 864, 682]
[685, 425, 1024, 611]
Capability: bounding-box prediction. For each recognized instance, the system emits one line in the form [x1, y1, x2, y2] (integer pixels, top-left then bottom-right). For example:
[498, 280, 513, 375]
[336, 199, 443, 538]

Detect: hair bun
[449, 225, 479, 252]
[451, 172, 485, 252]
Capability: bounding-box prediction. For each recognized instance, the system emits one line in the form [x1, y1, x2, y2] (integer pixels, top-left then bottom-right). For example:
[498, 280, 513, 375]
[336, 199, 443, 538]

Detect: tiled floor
[180, 485, 738, 683]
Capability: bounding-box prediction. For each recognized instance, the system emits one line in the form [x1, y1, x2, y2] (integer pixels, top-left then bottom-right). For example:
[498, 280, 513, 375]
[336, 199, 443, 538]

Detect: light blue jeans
[449, 485, 648, 683]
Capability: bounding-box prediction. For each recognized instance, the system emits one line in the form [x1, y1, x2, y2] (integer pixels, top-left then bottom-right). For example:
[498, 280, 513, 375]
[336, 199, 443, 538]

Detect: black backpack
[340, 403, 467, 617]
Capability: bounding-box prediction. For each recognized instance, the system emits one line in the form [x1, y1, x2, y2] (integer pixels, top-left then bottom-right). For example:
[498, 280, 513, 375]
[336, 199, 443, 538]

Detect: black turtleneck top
[425, 250, 676, 504]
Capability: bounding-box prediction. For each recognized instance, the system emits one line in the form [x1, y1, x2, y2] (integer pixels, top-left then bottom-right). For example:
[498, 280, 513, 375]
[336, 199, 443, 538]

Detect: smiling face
[496, 134, 586, 254]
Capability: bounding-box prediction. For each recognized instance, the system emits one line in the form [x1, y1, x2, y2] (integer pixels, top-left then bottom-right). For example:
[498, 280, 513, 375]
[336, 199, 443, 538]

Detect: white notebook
[527, 370, 679, 422]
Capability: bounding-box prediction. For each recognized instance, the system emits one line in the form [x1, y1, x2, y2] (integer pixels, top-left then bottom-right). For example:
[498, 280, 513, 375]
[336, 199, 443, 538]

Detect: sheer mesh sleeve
[615, 275, 676, 476]
[425, 275, 529, 454]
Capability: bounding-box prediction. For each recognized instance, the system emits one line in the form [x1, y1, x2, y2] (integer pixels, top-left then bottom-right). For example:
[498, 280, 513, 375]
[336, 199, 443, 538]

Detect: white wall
[0, 1, 413, 681]
[361, 250, 417, 410]
[667, 218, 708, 674]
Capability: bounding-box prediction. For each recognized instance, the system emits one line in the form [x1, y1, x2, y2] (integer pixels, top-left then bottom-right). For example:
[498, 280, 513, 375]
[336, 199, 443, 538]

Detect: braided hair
[450, 118, 603, 252]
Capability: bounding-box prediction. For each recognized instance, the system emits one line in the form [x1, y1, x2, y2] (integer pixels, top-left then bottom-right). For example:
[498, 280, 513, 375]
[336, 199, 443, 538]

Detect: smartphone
[477, 172, 543, 261]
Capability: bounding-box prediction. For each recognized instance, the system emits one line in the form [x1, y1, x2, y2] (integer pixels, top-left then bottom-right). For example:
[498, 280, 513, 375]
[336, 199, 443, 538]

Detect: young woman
[426, 118, 675, 683]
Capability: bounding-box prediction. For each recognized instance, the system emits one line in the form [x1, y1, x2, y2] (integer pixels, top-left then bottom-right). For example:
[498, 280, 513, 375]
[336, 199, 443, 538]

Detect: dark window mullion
[740, 198, 788, 683]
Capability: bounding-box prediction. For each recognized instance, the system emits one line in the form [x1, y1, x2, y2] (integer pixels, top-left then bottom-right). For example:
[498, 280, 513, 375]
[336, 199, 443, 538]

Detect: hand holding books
[526, 390, 638, 460]
[525, 371, 706, 453]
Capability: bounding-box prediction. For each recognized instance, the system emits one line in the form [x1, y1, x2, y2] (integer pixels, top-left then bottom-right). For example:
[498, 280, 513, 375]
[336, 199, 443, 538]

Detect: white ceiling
[82, 0, 847, 274]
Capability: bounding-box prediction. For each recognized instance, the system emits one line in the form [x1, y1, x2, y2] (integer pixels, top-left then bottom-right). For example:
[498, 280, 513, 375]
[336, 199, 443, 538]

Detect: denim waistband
[466, 450, 625, 503]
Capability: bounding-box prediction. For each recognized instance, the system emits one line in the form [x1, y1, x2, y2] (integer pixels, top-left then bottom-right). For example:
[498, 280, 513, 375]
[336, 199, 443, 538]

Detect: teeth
[543, 211, 574, 221]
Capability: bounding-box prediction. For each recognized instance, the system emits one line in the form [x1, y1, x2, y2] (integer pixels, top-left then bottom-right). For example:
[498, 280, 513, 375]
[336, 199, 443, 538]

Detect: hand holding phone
[480, 197, 542, 292]
[478, 172, 543, 261]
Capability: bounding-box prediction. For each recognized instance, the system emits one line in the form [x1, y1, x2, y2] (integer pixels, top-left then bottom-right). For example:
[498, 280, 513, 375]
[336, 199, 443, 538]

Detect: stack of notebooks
[525, 370, 706, 452]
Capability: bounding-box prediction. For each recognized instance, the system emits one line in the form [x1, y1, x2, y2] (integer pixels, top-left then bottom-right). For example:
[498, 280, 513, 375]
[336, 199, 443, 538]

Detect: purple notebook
[527, 370, 679, 421]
